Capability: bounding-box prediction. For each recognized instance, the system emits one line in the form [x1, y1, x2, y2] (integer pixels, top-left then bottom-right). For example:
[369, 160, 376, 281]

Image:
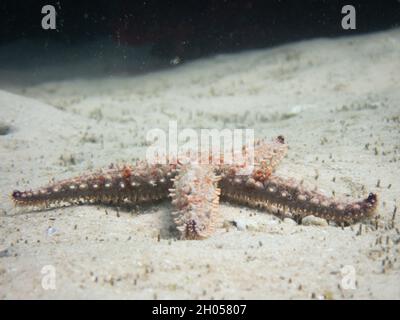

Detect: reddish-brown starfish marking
[11, 136, 378, 240]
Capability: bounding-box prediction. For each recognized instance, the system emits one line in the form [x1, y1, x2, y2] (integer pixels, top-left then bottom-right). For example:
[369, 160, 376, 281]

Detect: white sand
[0, 29, 399, 299]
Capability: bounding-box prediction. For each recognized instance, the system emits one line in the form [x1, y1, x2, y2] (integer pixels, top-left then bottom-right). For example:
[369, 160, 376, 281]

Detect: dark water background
[0, 0, 399, 85]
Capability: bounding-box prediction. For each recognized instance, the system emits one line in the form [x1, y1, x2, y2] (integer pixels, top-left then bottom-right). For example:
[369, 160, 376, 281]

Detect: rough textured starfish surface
[12, 136, 378, 240]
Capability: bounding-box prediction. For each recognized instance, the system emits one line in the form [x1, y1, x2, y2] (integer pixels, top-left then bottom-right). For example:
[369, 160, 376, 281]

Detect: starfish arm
[253, 135, 288, 175]
[220, 174, 378, 224]
[11, 162, 175, 209]
[216, 135, 288, 179]
[170, 163, 221, 239]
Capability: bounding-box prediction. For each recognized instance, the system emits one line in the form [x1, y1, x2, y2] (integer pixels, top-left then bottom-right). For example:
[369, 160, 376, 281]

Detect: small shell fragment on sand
[301, 215, 328, 227]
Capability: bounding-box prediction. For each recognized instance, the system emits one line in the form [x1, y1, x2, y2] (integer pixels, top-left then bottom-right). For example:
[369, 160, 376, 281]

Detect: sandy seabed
[0, 28, 399, 299]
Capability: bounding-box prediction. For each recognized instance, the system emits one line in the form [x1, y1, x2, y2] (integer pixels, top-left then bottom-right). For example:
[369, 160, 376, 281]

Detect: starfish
[11, 136, 378, 240]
